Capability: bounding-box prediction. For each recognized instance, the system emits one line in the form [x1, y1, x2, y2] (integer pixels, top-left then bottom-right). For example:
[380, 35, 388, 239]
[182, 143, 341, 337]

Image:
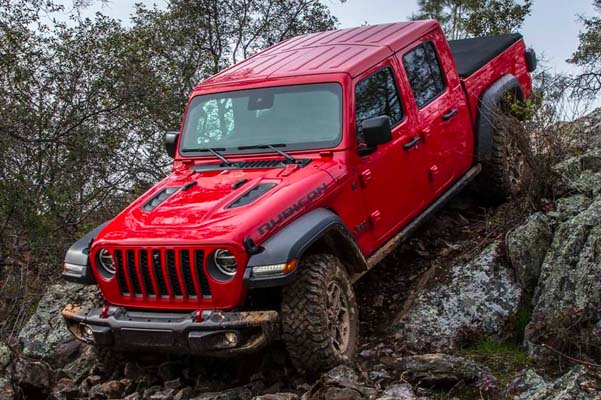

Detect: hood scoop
[142, 187, 179, 211]
[226, 183, 277, 209]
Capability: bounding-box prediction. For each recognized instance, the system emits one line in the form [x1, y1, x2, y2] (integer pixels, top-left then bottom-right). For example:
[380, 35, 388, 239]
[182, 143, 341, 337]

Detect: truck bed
[449, 33, 523, 78]
[450, 33, 531, 127]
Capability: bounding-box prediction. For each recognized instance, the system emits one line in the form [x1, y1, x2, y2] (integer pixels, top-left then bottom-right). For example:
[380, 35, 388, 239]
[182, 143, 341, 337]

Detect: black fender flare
[244, 208, 367, 288]
[63, 221, 110, 284]
[476, 74, 525, 163]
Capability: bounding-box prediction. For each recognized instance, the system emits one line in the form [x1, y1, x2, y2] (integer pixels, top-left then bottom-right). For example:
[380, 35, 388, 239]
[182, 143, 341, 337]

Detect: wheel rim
[326, 281, 351, 354]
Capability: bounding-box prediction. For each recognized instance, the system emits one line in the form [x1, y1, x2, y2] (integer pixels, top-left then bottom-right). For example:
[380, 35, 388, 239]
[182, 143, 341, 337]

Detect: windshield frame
[178, 82, 345, 158]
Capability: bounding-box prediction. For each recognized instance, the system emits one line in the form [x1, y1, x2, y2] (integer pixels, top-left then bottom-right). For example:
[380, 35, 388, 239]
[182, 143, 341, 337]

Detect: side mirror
[164, 131, 180, 158]
[359, 116, 392, 156]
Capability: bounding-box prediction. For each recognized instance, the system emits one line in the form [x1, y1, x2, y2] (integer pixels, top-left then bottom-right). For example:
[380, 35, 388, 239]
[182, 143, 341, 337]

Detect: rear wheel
[476, 93, 533, 203]
[280, 254, 358, 373]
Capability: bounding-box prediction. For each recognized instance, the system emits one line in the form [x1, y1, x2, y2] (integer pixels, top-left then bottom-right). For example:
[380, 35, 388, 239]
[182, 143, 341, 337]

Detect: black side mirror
[165, 131, 180, 158]
[359, 116, 392, 156]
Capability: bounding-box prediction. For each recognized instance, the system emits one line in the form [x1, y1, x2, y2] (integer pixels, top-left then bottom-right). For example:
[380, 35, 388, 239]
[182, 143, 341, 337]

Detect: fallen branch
[541, 343, 601, 369]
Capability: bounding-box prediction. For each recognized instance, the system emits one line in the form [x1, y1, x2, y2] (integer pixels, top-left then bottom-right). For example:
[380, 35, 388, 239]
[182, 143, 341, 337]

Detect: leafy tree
[412, 0, 532, 39]
[569, 0, 601, 98]
[0, 0, 337, 338]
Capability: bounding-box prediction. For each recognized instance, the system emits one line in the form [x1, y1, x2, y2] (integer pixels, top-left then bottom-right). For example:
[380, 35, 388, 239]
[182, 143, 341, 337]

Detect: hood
[93, 157, 337, 247]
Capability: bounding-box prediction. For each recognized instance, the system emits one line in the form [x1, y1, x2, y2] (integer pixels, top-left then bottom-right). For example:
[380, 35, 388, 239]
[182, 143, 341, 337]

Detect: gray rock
[506, 213, 553, 295]
[51, 377, 80, 400]
[150, 388, 178, 400]
[393, 242, 522, 352]
[554, 194, 593, 221]
[191, 386, 254, 400]
[510, 366, 600, 399]
[302, 366, 377, 400]
[506, 369, 547, 399]
[553, 150, 601, 197]
[0, 342, 12, 372]
[165, 377, 183, 390]
[376, 383, 417, 400]
[389, 354, 493, 387]
[61, 344, 100, 383]
[174, 387, 194, 400]
[89, 379, 126, 399]
[526, 197, 601, 362]
[11, 355, 53, 397]
[253, 394, 299, 400]
[18, 282, 100, 363]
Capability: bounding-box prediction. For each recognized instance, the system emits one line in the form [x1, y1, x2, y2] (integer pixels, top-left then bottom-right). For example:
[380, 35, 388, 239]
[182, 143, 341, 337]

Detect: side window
[355, 67, 403, 142]
[403, 41, 446, 108]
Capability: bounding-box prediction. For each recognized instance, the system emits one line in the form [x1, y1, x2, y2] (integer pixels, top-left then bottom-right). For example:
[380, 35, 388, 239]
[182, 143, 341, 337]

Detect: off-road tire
[281, 254, 359, 374]
[476, 96, 533, 204]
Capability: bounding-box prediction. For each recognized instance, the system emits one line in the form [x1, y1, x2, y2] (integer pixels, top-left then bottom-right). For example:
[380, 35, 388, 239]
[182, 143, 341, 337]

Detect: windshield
[180, 83, 343, 155]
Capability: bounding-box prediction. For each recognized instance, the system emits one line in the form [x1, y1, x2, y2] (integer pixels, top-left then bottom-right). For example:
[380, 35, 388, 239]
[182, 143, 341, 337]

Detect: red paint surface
[91, 21, 533, 311]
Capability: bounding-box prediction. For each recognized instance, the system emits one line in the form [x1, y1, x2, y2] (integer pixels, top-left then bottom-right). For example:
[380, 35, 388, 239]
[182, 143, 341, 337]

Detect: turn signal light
[251, 259, 297, 277]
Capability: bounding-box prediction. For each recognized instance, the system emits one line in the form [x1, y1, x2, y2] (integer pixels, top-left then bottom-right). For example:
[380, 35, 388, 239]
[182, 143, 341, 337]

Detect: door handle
[442, 108, 458, 121]
[403, 136, 420, 151]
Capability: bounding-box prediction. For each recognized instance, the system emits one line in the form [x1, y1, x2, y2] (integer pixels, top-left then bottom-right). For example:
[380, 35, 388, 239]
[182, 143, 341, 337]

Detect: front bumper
[62, 304, 278, 356]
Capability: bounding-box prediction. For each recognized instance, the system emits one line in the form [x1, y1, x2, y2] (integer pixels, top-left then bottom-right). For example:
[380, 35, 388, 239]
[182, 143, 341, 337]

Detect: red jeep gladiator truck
[62, 20, 536, 372]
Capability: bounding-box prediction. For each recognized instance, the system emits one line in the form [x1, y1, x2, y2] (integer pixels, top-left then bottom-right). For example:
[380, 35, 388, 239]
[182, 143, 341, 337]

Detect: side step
[366, 164, 482, 269]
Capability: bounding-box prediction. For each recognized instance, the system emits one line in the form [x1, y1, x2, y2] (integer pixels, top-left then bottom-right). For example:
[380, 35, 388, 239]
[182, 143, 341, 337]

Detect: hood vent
[227, 183, 277, 209]
[192, 159, 311, 172]
[142, 187, 179, 211]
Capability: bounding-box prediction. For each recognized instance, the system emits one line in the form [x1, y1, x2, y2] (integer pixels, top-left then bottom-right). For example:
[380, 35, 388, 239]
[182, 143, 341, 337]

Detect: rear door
[353, 61, 429, 244]
[399, 34, 472, 198]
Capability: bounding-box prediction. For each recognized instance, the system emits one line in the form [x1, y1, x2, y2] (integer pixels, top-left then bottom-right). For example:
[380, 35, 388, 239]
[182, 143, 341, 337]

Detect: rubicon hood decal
[257, 182, 328, 236]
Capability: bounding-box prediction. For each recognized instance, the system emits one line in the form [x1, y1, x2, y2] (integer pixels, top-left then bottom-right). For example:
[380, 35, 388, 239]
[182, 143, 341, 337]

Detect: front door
[354, 62, 429, 245]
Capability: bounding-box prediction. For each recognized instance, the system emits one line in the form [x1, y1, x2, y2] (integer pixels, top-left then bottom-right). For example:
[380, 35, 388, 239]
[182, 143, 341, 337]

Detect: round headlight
[213, 249, 237, 276]
[97, 249, 115, 278]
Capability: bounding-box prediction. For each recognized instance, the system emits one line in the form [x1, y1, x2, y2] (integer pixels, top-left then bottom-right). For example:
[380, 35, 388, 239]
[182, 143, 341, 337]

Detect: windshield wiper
[237, 144, 297, 163]
[182, 147, 232, 166]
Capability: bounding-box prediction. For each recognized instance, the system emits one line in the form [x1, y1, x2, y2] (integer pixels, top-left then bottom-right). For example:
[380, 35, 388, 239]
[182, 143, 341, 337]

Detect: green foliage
[464, 338, 532, 385]
[412, 0, 532, 39]
[0, 0, 338, 339]
[569, 0, 601, 98]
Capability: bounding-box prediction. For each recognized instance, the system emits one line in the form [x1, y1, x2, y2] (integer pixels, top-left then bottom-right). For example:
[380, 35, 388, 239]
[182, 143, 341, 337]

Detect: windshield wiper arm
[182, 147, 232, 166]
[237, 143, 296, 163]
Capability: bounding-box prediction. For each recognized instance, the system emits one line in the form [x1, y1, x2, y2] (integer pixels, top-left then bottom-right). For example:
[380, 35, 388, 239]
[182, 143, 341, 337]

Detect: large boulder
[526, 197, 601, 363]
[392, 242, 522, 352]
[506, 212, 553, 295]
[552, 150, 601, 197]
[18, 282, 100, 364]
[508, 366, 601, 399]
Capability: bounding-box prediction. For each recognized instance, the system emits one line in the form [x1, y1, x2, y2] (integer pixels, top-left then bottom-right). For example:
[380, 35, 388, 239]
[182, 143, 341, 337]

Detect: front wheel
[280, 254, 359, 373]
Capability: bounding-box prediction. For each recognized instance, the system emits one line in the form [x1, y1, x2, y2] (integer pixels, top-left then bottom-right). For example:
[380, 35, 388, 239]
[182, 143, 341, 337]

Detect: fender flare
[63, 221, 110, 284]
[476, 74, 525, 163]
[244, 208, 367, 288]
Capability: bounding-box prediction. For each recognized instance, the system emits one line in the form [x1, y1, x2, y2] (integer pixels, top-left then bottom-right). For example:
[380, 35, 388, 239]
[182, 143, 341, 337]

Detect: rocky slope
[2, 110, 601, 399]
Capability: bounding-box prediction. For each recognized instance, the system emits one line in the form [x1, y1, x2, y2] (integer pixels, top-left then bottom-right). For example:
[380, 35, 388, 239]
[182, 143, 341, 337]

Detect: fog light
[224, 332, 238, 346]
[80, 324, 95, 343]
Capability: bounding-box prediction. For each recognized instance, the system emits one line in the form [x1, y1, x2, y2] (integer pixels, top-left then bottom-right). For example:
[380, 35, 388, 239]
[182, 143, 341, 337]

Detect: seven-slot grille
[110, 248, 212, 300]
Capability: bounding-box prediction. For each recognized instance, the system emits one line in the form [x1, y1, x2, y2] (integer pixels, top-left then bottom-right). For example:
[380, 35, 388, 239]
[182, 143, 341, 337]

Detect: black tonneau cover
[449, 33, 523, 78]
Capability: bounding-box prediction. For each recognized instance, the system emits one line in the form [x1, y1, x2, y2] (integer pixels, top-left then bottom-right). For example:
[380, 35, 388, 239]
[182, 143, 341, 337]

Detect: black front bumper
[62, 305, 279, 356]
